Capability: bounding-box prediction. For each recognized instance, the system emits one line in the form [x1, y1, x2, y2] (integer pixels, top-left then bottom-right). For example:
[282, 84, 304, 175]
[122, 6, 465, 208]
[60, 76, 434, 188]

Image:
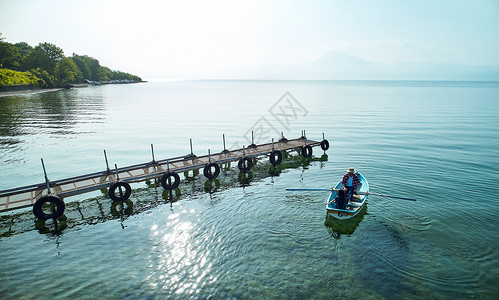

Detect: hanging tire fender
[109, 181, 132, 202]
[301, 145, 313, 158]
[269, 150, 283, 166]
[204, 163, 220, 180]
[33, 195, 65, 220]
[161, 172, 181, 190]
[238, 157, 253, 172]
[320, 139, 330, 151]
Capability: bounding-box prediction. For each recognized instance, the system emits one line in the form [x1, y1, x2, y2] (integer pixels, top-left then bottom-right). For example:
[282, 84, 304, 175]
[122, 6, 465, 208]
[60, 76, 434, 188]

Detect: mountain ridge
[227, 51, 499, 81]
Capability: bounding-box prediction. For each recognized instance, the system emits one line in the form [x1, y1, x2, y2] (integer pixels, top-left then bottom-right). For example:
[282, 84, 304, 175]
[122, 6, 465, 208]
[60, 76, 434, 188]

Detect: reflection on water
[146, 214, 214, 296]
[34, 214, 68, 235]
[324, 205, 367, 239]
[0, 88, 105, 165]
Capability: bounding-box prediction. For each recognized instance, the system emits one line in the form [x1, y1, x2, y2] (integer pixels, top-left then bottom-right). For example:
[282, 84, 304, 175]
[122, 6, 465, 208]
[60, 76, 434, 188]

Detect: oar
[357, 192, 416, 201]
[286, 188, 416, 201]
[285, 188, 332, 191]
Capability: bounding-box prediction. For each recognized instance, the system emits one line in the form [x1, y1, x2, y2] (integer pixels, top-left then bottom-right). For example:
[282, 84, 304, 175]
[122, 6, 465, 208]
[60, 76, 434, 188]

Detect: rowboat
[326, 172, 369, 220]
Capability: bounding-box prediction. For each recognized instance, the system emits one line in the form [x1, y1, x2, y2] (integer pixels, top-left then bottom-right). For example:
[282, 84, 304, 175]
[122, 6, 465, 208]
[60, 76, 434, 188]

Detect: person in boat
[342, 167, 361, 203]
[327, 188, 348, 210]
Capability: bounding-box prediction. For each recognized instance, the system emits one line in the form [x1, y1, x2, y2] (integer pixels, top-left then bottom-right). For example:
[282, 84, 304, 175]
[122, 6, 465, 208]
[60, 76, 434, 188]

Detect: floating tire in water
[204, 163, 220, 180]
[269, 150, 283, 166]
[161, 172, 181, 190]
[33, 195, 65, 220]
[301, 145, 313, 158]
[320, 139, 330, 151]
[238, 157, 253, 173]
[109, 181, 132, 202]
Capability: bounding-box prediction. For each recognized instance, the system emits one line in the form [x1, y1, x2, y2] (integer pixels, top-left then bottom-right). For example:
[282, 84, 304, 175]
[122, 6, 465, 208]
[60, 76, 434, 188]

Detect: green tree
[55, 57, 79, 87]
[13, 42, 33, 71]
[71, 54, 91, 81]
[25, 42, 64, 74]
[30, 68, 54, 88]
[1, 36, 141, 87]
[86, 57, 103, 81]
[0, 34, 20, 70]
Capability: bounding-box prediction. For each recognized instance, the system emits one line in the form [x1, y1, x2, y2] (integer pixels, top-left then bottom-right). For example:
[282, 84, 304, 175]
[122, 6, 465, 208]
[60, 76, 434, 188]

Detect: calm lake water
[1, 80, 498, 299]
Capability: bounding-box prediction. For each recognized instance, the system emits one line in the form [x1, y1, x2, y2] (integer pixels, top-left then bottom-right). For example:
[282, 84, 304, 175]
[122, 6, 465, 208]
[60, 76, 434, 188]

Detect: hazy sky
[1, 0, 498, 79]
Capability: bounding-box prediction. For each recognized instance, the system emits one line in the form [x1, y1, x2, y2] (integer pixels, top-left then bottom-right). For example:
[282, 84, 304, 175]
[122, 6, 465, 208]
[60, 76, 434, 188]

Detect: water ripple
[370, 246, 483, 295]
[384, 213, 433, 232]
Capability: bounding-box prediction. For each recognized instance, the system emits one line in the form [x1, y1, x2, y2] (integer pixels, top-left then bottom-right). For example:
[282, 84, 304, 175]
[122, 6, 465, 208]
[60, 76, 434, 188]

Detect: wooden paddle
[357, 191, 416, 201]
[285, 188, 331, 191]
[285, 188, 416, 201]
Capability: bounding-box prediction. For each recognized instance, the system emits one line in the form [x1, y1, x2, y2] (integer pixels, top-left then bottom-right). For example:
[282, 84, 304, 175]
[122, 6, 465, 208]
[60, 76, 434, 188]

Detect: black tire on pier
[33, 195, 65, 220]
[320, 140, 330, 151]
[269, 150, 283, 166]
[238, 157, 253, 172]
[109, 181, 132, 202]
[301, 145, 313, 158]
[161, 172, 181, 190]
[204, 163, 221, 180]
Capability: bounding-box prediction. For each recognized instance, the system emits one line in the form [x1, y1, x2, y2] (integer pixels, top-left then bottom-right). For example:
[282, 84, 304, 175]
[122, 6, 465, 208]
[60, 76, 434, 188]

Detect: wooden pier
[0, 134, 329, 218]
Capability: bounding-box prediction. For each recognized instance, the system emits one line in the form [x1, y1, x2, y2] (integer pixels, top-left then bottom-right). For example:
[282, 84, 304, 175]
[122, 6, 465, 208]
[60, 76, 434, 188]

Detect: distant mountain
[271, 51, 499, 81]
[204, 51, 499, 81]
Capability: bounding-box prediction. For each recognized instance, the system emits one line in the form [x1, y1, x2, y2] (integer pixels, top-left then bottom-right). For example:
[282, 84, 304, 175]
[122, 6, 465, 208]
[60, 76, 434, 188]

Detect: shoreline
[0, 87, 66, 98]
[0, 82, 145, 98]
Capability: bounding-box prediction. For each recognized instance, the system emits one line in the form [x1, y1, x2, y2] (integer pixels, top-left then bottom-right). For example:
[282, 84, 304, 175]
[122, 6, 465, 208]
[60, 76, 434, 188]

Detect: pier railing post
[279, 132, 288, 143]
[222, 134, 230, 153]
[114, 164, 120, 181]
[104, 150, 110, 172]
[151, 144, 156, 164]
[248, 131, 257, 149]
[189, 138, 195, 164]
[41, 158, 51, 194]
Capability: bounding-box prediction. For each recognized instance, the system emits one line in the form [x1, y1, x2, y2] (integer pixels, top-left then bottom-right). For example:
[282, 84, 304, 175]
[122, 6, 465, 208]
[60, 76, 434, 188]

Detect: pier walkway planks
[0, 137, 321, 212]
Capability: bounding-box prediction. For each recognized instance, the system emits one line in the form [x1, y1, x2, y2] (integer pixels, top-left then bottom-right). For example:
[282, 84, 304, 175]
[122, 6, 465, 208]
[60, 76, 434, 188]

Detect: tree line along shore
[0, 33, 142, 91]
